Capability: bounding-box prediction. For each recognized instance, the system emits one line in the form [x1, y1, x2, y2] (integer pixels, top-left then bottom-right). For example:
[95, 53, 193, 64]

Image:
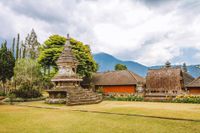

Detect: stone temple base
[66, 88, 103, 106]
[46, 88, 103, 106]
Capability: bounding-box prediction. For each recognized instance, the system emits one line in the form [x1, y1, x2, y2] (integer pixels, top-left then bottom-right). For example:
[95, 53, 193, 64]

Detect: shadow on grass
[15, 104, 200, 123]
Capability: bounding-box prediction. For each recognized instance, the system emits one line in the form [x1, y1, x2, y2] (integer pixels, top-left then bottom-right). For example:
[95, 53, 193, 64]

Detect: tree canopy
[70, 38, 98, 77]
[14, 59, 42, 86]
[37, 35, 65, 76]
[38, 35, 98, 77]
[0, 42, 15, 86]
[24, 29, 40, 59]
[115, 64, 127, 71]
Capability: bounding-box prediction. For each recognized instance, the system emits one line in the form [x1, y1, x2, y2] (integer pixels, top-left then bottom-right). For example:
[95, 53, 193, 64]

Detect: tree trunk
[16, 34, 20, 60]
[14, 80, 16, 90]
[48, 65, 50, 76]
[2, 81, 6, 94]
[44, 67, 46, 75]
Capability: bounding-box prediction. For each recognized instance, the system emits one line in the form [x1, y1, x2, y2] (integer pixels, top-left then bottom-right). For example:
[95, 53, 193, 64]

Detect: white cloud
[0, 0, 200, 66]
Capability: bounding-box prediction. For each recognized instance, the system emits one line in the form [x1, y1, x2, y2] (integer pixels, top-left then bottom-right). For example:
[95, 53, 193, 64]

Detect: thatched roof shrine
[146, 67, 194, 93]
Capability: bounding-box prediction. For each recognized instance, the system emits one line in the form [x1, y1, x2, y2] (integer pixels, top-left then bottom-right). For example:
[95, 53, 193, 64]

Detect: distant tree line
[0, 41, 15, 92]
[115, 64, 127, 71]
[11, 29, 40, 60]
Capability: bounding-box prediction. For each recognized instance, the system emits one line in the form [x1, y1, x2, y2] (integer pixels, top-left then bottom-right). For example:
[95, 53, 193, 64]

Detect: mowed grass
[0, 101, 200, 133]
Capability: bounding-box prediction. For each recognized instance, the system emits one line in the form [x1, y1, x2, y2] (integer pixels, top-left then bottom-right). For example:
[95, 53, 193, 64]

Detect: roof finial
[67, 34, 70, 40]
[64, 33, 71, 46]
[165, 60, 171, 68]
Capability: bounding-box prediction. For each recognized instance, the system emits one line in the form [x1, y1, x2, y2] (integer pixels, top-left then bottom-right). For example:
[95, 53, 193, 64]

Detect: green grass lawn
[0, 101, 200, 133]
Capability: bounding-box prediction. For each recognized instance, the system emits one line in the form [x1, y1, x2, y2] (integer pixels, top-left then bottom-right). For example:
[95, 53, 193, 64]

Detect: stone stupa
[46, 34, 102, 105]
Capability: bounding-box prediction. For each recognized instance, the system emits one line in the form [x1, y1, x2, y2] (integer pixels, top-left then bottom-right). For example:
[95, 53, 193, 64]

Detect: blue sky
[0, 0, 200, 66]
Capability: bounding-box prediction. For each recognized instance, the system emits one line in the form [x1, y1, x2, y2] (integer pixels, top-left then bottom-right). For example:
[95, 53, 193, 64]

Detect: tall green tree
[0, 41, 15, 91]
[70, 38, 98, 77]
[12, 37, 15, 55]
[19, 48, 22, 59]
[38, 35, 65, 76]
[115, 64, 127, 71]
[16, 33, 20, 59]
[22, 46, 26, 58]
[14, 59, 42, 86]
[38, 35, 98, 77]
[38, 48, 62, 76]
[24, 29, 40, 59]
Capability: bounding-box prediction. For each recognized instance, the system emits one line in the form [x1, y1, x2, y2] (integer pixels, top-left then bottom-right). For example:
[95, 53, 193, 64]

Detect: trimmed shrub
[0, 90, 6, 96]
[11, 83, 42, 98]
[8, 93, 16, 105]
[106, 95, 144, 101]
[3, 97, 46, 102]
[173, 95, 200, 104]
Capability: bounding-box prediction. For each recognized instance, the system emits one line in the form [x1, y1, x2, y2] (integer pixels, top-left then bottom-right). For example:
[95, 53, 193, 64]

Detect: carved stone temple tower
[46, 34, 102, 105]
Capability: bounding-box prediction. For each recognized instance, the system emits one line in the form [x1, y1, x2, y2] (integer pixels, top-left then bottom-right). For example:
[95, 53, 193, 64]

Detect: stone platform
[46, 88, 102, 105]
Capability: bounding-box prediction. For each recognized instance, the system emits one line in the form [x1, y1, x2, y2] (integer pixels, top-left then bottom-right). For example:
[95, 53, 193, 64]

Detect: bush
[0, 90, 6, 96]
[8, 93, 16, 105]
[173, 95, 200, 104]
[11, 83, 42, 98]
[106, 95, 144, 101]
[3, 97, 46, 102]
[40, 75, 54, 90]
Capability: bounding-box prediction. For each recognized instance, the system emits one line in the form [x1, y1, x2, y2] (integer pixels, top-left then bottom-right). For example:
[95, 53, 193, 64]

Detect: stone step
[70, 91, 94, 94]
[68, 97, 101, 102]
[69, 96, 100, 100]
[69, 96, 101, 100]
[68, 100, 101, 104]
[69, 95, 99, 98]
[67, 99, 102, 106]
[69, 92, 100, 96]
[65, 88, 102, 106]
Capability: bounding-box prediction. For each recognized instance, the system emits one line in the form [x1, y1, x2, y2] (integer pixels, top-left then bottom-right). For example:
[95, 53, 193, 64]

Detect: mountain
[93, 53, 148, 77]
[93, 52, 200, 78]
[187, 65, 200, 77]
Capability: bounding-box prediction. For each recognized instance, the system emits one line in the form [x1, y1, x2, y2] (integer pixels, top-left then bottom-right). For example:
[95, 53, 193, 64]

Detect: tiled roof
[91, 70, 145, 86]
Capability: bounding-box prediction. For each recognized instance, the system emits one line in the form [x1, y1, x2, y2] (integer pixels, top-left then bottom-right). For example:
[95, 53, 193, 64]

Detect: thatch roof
[187, 77, 200, 87]
[90, 70, 145, 86]
[146, 67, 194, 91]
[183, 72, 195, 85]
